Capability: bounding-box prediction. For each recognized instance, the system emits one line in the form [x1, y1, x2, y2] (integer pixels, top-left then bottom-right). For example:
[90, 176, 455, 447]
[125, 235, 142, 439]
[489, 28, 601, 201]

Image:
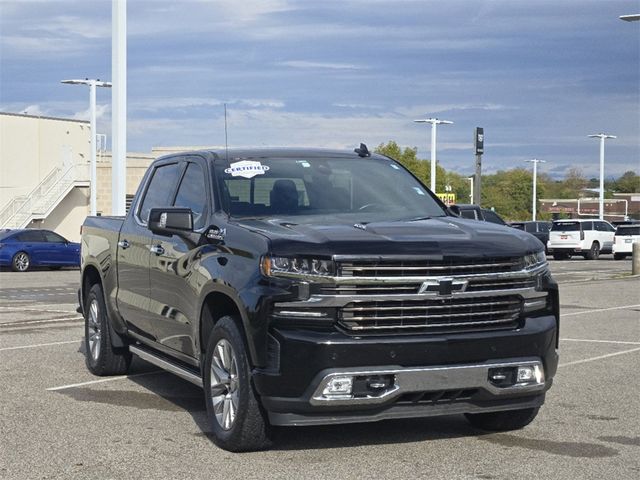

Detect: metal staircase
[0, 164, 90, 229]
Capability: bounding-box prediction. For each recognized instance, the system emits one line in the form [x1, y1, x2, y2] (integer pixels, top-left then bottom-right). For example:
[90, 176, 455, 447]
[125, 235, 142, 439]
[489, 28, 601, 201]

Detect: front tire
[84, 283, 131, 376]
[12, 251, 30, 272]
[204, 316, 271, 452]
[465, 407, 540, 431]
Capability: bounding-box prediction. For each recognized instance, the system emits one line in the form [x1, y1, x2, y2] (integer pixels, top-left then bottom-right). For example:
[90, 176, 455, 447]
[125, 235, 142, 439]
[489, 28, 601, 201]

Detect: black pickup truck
[79, 146, 558, 451]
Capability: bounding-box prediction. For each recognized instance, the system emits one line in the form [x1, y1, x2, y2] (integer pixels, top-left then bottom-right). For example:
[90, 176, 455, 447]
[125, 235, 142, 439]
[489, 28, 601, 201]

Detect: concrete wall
[0, 112, 91, 208]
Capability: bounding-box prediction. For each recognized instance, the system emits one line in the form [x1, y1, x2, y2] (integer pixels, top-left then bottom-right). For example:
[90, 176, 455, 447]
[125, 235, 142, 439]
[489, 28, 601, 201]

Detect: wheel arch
[199, 288, 258, 368]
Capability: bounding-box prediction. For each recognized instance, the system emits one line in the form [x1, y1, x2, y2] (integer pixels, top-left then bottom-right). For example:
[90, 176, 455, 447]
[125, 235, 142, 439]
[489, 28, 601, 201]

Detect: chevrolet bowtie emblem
[418, 278, 468, 296]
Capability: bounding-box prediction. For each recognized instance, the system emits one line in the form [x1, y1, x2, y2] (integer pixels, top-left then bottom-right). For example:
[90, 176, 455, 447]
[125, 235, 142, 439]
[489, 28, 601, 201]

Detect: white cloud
[277, 61, 367, 70]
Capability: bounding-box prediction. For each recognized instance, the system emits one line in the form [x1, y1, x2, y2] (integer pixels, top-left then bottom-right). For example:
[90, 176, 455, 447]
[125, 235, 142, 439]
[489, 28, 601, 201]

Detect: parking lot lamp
[525, 159, 545, 221]
[414, 118, 453, 192]
[588, 133, 616, 220]
[61, 79, 112, 216]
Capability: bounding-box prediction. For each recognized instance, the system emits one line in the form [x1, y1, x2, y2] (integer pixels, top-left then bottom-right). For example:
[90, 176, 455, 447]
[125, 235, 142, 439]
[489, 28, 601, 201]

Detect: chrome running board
[130, 345, 203, 388]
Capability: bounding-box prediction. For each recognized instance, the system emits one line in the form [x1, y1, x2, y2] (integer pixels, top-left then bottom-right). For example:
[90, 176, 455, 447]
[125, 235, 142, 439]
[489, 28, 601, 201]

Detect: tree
[614, 171, 640, 193]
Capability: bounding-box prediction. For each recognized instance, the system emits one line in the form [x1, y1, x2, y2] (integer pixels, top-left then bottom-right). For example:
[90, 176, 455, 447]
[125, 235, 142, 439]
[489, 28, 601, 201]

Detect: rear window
[511, 223, 525, 230]
[616, 226, 640, 236]
[537, 223, 550, 233]
[552, 221, 580, 232]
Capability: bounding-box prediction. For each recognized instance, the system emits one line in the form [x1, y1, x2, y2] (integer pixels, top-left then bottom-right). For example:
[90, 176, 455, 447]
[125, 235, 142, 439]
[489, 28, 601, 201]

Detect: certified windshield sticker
[413, 187, 426, 196]
[224, 160, 270, 178]
[390, 164, 400, 170]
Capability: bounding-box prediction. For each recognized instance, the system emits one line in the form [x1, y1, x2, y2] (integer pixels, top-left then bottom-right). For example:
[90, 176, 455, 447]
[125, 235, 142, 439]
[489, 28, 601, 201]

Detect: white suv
[547, 219, 615, 260]
[613, 224, 640, 260]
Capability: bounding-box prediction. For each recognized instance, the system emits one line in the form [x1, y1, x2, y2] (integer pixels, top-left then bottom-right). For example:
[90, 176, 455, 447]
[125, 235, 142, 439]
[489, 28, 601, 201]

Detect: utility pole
[525, 159, 545, 221]
[61, 79, 112, 216]
[468, 176, 474, 203]
[112, 0, 127, 216]
[588, 133, 616, 220]
[414, 118, 453, 192]
[473, 127, 484, 205]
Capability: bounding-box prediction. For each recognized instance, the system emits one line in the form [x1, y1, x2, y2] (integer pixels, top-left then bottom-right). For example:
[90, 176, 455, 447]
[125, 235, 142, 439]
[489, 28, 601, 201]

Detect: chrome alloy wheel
[87, 299, 101, 361]
[14, 253, 29, 271]
[210, 339, 239, 430]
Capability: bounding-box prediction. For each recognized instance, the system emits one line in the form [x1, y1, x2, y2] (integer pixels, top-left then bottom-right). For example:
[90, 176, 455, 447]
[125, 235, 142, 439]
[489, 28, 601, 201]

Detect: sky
[1, 0, 639, 179]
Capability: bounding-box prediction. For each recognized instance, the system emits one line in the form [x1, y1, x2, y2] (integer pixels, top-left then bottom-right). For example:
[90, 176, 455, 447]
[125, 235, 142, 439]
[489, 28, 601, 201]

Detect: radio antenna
[224, 103, 229, 162]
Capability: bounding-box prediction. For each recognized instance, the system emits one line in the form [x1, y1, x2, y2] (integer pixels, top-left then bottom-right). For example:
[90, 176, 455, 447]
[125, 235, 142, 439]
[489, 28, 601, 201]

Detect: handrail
[0, 163, 89, 228]
[0, 166, 60, 227]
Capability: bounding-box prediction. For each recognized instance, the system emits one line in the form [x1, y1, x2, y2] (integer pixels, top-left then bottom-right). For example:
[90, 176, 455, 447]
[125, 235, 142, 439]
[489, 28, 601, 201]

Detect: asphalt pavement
[1, 257, 639, 479]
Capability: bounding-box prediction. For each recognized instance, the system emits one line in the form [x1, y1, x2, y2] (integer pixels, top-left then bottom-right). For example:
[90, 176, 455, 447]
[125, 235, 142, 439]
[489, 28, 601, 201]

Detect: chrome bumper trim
[310, 358, 545, 406]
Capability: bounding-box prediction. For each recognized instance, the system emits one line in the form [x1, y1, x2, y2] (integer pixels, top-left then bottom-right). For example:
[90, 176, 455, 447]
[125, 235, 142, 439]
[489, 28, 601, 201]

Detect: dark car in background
[510, 221, 552, 252]
[452, 204, 508, 226]
[0, 229, 80, 272]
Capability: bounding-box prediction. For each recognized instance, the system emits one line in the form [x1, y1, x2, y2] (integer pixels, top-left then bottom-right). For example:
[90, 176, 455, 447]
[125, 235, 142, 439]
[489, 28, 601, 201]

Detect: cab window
[174, 162, 209, 230]
[138, 162, 182, 223]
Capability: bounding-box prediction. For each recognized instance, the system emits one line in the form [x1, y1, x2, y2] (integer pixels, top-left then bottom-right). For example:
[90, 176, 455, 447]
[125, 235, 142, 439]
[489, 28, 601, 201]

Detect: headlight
[523, 250, 546, 269]
[261, 255, 335, 277]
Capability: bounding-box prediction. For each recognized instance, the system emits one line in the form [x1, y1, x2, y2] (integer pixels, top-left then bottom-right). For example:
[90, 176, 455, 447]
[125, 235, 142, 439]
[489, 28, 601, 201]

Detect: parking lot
[1, 258, 639, 480]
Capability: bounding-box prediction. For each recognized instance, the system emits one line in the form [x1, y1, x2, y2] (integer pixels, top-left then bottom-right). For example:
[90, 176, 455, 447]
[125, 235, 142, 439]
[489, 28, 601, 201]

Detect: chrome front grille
[339, 296, 522, 332]
[338, 257, 523, 277]
[320, 277, 536, 296]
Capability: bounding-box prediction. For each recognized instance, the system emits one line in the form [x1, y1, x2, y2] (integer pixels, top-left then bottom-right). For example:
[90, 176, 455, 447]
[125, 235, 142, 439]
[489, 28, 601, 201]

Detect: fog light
[322, 376, 353, 397]
[517, 365, 544, 384]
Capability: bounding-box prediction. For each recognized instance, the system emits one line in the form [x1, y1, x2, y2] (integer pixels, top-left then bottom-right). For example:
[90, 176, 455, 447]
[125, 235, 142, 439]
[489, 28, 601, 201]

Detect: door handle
[117, 240, 130, 249]
[150, 245, 165, 255]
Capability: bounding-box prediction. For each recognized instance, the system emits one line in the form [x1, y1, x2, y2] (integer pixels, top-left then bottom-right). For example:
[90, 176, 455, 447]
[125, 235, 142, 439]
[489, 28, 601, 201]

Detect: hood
[235, 216, 543, 258]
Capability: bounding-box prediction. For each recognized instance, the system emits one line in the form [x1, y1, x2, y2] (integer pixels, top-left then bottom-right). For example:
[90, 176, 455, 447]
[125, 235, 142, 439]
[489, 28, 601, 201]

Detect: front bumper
[254, 314, 558, 426]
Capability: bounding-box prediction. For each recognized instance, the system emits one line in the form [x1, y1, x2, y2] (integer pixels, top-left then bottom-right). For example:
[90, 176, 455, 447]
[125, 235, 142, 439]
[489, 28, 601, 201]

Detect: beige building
[1, 112, 218, 240]
[0, 112, 91, 241]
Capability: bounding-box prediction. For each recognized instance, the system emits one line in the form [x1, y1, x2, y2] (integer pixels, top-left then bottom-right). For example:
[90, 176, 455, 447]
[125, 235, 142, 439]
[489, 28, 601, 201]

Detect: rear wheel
[12, 251, 30, 272]
[84, 283, 131, 375]
[613, 253, 626, 260]
[204, 316, 271, 452]
[465, 407, 540, 431]
[585, 242, 600, 260]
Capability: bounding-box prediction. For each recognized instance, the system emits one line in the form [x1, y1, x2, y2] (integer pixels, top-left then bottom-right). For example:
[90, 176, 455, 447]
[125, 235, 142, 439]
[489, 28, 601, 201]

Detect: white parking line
[561, 338, 640, 345]
[47, 371, 163, 391]
[561, 304, 640, 317]
[558, 347, 640, 368]
[0, 340, 79, 352]
[0, 316, 82, 327]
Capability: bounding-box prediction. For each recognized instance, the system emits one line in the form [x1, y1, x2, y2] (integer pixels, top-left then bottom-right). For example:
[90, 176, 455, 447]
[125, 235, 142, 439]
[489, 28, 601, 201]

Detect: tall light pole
[588, 133, 616, 220]
[112, 0, 127, 216]
[414, 118, 453, 192]
[525, 159, 545, 221]
[61, 79, 112, 216]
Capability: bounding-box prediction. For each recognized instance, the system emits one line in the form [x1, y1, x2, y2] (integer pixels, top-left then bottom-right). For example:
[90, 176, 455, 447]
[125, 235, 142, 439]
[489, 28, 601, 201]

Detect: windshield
[551, 221, 580, 232]
[616, 226, 640, 236]
[215, 156, 447, 222]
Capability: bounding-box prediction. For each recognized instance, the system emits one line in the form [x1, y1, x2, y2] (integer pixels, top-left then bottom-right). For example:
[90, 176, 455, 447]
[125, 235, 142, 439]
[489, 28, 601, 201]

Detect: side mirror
[448, 205, 461, 217]
[148, 207, 193, 237]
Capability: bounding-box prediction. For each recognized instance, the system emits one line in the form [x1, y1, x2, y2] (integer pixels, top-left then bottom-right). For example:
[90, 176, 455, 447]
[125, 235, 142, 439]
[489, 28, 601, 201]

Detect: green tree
[614, 171, 640, 193]
[481, 168, 534, 221]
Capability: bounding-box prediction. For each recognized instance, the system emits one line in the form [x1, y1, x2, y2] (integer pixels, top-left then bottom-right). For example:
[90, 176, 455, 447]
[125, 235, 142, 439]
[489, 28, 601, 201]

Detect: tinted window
[43, 231, 67, 243]
[139, 163, 182, 223]
[616, 226, 640, 236]
[460, 210, 477, 220]
[482, 210, 506, 225]
[217, 156, 446, 222]
[174, 162, 208, 230]
[511, 223, 525, 230]
[582, 221, 594, 231]
[552, 221, 580, 232]
[15, 230, 45, 242]
[537, 223, 550, 233]
[525, 223, 536, 233]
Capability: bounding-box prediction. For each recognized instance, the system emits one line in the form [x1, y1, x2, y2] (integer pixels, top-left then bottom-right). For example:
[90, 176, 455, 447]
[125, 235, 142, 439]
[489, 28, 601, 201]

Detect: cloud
[276, 61, 367, 70]
[73, 104, 110, 122]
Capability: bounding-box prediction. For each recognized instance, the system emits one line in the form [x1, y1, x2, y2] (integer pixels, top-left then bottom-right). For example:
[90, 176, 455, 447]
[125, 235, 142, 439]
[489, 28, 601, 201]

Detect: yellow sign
[436, 193, 456, 205]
